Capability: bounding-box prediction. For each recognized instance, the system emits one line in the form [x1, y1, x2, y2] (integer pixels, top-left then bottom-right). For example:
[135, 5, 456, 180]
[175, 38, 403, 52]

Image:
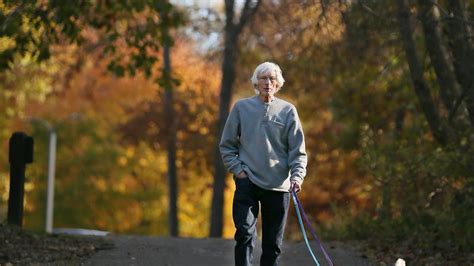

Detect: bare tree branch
[236, 0, 261, 35]
[396, 0, 448, 145]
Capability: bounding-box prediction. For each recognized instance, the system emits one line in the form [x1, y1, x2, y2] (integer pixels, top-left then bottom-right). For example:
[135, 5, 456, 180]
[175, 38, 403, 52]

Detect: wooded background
[0, 0, 473, 262]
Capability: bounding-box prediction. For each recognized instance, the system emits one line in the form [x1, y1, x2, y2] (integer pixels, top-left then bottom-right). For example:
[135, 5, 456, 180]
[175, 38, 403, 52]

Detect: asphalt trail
[85, 236, 373, 266]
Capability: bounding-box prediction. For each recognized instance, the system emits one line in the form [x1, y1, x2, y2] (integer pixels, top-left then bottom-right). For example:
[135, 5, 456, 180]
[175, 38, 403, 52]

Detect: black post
[8, 132, 34, 227]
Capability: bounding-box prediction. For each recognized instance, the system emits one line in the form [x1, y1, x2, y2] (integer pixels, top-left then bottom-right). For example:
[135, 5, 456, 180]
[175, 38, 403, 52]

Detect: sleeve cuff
[229, 164, 244, 176]
[290, 176, 304, 185]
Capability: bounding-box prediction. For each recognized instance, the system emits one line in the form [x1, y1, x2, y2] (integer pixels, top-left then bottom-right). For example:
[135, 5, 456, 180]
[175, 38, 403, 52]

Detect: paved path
[85, 236, 373, 266]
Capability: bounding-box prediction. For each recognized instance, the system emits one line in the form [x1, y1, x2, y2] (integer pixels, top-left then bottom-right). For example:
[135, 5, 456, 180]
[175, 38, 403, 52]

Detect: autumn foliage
[1, 1, 473, 264]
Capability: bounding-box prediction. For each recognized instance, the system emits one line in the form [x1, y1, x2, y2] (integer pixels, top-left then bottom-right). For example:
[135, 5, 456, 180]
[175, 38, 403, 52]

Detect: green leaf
[107, 61, 125, 77]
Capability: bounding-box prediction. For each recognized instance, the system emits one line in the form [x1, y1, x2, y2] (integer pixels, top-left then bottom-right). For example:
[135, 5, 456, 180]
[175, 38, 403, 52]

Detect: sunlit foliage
[0, 34, 222, 237]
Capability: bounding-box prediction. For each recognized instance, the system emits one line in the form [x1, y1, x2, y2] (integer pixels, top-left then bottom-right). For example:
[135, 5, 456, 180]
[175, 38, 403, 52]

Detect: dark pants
[233, 177, 290, 266]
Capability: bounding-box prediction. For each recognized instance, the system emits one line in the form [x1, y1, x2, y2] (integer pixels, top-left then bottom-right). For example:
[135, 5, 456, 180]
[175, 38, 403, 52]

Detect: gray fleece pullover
[219, 95, 307, 192]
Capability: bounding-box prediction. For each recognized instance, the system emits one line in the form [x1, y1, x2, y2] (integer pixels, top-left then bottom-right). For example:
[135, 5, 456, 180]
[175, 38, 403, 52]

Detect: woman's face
[256, 71, 278, 98]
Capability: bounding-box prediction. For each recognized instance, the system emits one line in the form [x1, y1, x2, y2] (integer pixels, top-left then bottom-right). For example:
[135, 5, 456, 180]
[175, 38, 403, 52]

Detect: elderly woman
[220, 61, 307, 266]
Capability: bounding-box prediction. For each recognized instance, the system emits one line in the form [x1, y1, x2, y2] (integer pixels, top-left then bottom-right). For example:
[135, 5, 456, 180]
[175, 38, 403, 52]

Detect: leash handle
[292, 190, 334, 266]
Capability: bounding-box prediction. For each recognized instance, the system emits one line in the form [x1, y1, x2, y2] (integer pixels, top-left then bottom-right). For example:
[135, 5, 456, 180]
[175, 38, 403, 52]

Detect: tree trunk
[210, 0, 261, 238]
[210, 37, 237, 238]
[161, 7, 179, 237]
[163, 45, 179, 237]
[418, 0, 459, 114]
[445, 0, 474, 127]
[395, 0, 448, 146]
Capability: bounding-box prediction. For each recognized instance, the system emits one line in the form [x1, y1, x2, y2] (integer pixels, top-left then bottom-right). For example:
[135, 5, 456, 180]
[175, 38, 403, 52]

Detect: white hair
[251, 62, 285, 94]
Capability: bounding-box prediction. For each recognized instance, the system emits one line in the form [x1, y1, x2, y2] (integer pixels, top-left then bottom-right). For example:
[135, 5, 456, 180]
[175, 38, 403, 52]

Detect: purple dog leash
[292, 190, 334, 266]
